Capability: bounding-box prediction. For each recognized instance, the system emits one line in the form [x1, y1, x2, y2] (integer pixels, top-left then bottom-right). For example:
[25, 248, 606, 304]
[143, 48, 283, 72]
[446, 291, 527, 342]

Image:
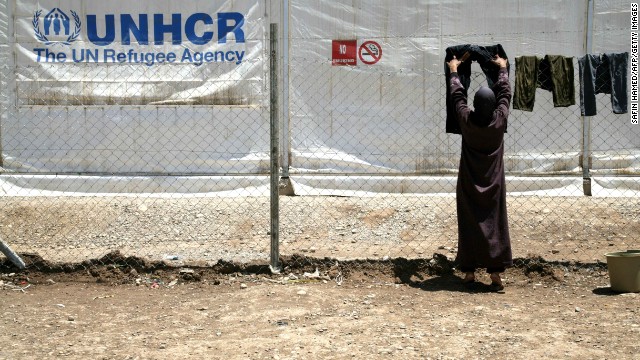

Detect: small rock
[67, 316, 75, 322]
[46, 279, 56, 285]
[575, 307, 582, 312]
[297, 289, 307, 296]
[240, 283, 248, 289]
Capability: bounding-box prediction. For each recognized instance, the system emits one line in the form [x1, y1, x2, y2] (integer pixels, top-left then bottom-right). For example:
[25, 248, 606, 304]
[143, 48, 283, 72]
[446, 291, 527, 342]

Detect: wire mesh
[1, 62, 273, 268]
[280, 56, 640, 270]
[0, 35, 638, 274]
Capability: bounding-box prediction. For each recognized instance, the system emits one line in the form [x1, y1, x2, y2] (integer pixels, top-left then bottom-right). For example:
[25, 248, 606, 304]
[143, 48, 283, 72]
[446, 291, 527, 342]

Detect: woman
[446, 54, 513, 292]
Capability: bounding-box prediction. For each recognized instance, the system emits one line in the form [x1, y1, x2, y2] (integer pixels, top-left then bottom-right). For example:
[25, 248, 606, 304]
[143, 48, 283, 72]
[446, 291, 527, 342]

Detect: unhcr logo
[33, 8, 81, 45]
[30, 9, 247, 66]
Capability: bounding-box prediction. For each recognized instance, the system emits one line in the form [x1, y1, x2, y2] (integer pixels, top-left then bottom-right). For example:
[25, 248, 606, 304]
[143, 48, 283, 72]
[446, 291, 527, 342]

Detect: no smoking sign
[332, 40, 382, 66]
[358, 41, 382, 65]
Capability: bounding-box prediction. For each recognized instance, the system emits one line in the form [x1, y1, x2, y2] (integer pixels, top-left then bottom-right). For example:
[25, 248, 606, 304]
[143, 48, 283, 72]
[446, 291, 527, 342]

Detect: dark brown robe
[449, 68, 513, 271]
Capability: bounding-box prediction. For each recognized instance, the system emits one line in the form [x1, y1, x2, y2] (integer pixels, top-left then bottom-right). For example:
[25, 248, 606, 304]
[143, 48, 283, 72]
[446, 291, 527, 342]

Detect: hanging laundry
[541, 55, 576, 108]
[513, 56, 538, 111]
[513, 55, 575, 111]
[444, 44, 510, 134]
[578, 52, 628, 116]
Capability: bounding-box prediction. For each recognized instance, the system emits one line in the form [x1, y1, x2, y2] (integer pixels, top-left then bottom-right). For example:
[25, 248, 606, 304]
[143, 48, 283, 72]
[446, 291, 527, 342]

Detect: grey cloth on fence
[578, 52, 629, 116]
[513, 55, 575, 111]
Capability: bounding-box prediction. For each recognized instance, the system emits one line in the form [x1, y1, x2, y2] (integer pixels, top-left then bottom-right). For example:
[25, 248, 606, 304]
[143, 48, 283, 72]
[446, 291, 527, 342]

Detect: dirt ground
[1, 256, 639, 360]
[0, 195, 639, 359]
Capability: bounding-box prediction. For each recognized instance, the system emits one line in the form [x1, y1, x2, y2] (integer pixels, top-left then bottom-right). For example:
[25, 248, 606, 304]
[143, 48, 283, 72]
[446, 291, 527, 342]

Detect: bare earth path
[1, 266, 638, 360]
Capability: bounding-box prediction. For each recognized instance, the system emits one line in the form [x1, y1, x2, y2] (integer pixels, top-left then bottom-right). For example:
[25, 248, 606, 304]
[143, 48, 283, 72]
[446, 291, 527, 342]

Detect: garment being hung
[513, 55, 575, 111]
[444, 44, 510, 134]
[578, 53, 628, 116]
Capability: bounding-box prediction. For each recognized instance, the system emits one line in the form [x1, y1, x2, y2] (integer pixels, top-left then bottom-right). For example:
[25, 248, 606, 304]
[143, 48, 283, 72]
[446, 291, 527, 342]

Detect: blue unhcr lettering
[87, 14, 115, 46]
[217, 12, 245, 44]
[121, 14, 149, 45]
[153, 14, 181, 45]
[84, 11, 246, 46]
[185, 13, 214, 45]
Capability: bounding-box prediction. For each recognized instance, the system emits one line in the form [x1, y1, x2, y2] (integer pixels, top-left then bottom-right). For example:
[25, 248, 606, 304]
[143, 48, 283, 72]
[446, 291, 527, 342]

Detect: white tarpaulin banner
[13, 0, 265, 105]
[2, 0, 270, 174]
[286, 0, 638, 175]
[0, 0, 637, 191]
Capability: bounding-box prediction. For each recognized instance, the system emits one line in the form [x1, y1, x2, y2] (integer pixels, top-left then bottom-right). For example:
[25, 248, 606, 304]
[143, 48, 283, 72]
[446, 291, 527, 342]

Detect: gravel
[0, 195, 638, 265]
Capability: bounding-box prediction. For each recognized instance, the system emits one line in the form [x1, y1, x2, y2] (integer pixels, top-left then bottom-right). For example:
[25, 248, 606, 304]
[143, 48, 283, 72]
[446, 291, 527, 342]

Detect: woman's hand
[492, 55, 508, 69]
[448, 56, 462, 72]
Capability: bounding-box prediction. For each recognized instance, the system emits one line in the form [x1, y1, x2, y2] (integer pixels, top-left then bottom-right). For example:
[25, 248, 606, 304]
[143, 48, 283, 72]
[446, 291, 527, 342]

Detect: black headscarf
[472, 86, 496, 127]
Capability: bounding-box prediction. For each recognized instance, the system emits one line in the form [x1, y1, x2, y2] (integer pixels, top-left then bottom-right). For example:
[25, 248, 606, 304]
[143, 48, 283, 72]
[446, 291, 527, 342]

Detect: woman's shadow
[395, 270, 502, 293]
[391, 254, 503, 293]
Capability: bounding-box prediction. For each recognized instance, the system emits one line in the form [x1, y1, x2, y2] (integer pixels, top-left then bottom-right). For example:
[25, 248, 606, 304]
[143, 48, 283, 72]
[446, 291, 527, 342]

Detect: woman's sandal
[489, 282, 505, 292]
[462, 273, 476, 285]
[489, 273, 505, 292]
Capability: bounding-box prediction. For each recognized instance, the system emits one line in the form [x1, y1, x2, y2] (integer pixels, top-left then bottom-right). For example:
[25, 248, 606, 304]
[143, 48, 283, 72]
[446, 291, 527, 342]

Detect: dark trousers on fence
[578, 52, 629, 116]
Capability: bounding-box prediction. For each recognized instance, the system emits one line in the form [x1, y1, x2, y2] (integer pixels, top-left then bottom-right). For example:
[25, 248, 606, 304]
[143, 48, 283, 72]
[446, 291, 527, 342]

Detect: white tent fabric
[0, 0, 637, 194]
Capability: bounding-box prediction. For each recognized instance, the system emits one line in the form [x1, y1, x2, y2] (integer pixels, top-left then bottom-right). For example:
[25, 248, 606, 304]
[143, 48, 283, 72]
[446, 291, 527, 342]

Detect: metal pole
[0, 237, 26, 270]
[582, 0, 594, 196]
[0, 0, 17, 169]
[269, 23, 281, 273]
[281, 0, 290, 177]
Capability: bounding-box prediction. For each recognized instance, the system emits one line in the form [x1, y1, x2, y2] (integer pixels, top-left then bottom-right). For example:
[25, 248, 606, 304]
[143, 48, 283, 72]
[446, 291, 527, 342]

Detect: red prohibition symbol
[359, 41, 382, 65]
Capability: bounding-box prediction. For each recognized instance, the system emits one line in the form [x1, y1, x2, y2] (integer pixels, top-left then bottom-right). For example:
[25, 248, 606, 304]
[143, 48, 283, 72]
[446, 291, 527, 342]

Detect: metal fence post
[0, 237, 26, 269]
[282, 0, 291, 178]
[582, 0, 594, 196]
[0, 0, 17, 170]
[269, 23, 281, 273]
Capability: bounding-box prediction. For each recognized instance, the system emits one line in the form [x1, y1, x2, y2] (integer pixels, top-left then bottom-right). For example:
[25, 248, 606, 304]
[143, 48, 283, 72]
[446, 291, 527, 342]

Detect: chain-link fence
[2, 58, 637, 272]
[280, 56, 639, 270]
[0, 60, 274, 267]
[1, 2, 638, 274]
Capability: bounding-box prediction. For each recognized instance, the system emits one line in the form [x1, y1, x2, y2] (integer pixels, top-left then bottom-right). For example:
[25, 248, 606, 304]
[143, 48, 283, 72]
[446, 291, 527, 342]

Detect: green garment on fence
[513, 55, 575, 111]
[545, 55, 575, 107]
[513, 56, 538, 111]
